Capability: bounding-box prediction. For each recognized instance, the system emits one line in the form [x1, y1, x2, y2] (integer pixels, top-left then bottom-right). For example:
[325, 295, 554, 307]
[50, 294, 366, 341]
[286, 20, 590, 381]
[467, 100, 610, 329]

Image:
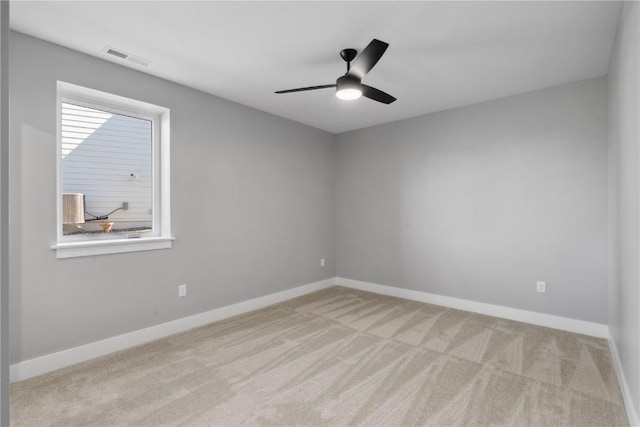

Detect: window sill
[52, 236, 175, 259]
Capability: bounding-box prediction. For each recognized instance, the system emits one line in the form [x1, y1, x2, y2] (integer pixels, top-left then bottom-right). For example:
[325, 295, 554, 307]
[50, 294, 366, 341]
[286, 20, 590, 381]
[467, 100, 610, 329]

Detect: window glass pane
[61, 102, 152, 236]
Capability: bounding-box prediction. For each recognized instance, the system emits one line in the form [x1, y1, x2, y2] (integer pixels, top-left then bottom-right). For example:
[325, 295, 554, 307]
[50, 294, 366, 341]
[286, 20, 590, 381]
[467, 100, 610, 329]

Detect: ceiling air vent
[102, 46, 150, 67]
[106, 48, 127, 59]
[126, 56, 149, 66]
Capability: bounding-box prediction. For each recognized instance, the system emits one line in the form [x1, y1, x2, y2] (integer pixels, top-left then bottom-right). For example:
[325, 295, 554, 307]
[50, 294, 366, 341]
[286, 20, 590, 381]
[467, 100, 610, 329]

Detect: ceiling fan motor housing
[336, 75, 361, 92]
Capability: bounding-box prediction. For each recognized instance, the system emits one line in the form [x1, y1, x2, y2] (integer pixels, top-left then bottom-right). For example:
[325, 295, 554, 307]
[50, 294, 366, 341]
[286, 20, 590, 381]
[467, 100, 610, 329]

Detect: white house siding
[61, 103, 152, 233]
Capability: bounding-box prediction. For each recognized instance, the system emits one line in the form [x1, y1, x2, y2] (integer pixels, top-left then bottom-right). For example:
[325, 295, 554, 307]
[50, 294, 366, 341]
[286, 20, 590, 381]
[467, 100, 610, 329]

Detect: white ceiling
[11, 1, 621, 134]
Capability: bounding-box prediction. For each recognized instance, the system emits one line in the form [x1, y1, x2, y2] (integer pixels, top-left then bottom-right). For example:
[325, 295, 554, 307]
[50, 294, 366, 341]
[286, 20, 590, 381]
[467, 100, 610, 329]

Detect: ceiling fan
[275, 39, 396, 104]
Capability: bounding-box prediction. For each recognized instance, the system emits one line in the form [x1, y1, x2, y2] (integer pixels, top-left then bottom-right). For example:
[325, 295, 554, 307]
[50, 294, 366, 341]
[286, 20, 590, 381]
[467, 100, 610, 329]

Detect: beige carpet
[11, 286, 628, 426]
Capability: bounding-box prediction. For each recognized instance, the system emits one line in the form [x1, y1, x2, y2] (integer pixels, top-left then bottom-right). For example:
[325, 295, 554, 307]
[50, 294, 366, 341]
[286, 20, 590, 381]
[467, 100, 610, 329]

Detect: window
[53, 82, 172, 258]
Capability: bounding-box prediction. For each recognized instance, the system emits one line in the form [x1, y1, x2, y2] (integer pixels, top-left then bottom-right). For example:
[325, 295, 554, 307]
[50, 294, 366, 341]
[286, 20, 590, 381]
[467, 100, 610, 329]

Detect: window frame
[53, 82, 173, 258]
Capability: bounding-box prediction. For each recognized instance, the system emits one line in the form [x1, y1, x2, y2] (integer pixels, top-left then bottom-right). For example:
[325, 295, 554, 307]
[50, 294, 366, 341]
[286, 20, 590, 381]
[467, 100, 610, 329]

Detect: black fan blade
[275, 84, 336, 94]
[362, 84, 396, 104]
[348, 39, 389, 79]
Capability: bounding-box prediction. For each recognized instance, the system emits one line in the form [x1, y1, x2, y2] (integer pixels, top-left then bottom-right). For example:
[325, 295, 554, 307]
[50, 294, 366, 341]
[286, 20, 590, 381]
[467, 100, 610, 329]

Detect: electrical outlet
[536, 281, 546, 293]
[320, 258, 325, 267]
[178, 284, 187, 297]
[122, 202, 129, 210]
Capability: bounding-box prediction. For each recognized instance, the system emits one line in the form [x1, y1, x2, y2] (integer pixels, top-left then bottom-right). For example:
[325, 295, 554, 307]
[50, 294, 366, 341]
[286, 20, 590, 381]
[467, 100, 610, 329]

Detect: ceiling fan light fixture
[336, 88, 362, 100]
[336, 75, 362, 101]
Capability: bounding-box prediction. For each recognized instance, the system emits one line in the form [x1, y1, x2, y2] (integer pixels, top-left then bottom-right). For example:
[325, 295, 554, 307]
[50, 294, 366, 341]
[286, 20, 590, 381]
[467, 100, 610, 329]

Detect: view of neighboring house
[61, 102, 152, 235]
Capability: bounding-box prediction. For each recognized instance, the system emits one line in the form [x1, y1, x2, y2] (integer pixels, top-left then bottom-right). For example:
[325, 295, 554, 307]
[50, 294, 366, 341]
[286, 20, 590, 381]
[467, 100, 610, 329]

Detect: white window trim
[53, 237, 175, 259]
[53, 82, 172, 258]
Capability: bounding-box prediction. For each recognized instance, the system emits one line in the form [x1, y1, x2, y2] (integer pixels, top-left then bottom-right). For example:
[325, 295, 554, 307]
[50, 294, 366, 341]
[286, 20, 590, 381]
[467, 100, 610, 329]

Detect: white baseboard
[335, 277, 610, 338]
[337, 278, 639, 424]
[10, 278, 335, 383]
[13, 276, 633, 424]
[9, 277, 615, 381]
[608, 335, 640, 427]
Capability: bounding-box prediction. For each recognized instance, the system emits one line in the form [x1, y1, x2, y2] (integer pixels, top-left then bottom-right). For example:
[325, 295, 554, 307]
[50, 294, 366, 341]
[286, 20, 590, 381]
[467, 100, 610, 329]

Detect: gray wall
[1, 3, 9, 425]
[336, 77, 608, 324]
[608, 1, 640, 420]
[9, 32, 336, 363]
